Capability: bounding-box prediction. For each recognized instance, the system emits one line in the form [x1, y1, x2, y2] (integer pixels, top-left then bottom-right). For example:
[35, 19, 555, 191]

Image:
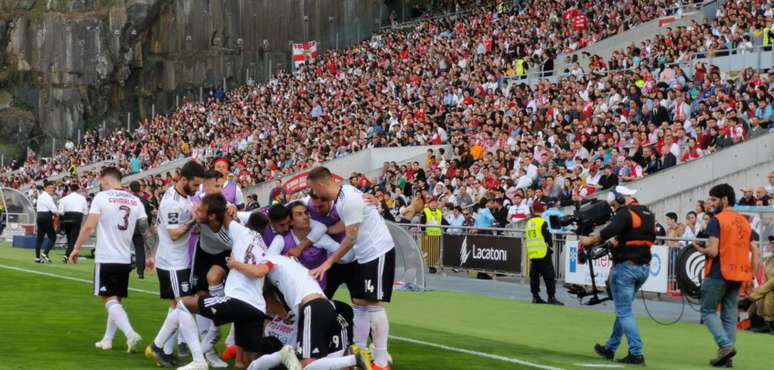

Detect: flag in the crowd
[292, 41, 318, 68]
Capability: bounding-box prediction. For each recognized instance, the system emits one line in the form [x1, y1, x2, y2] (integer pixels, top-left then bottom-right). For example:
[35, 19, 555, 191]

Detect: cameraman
[580, 186, 655, 366]
[692, 184, 760, 367]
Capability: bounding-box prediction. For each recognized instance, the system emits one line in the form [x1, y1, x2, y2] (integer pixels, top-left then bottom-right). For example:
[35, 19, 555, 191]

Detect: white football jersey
[265, 254, 324, 315]
[90, 189, 148, 264]
[226, 222, 268, 312]
[156, 186, 194, 270]
[264, 310, 297, 346]
[335, 185, 394, 263]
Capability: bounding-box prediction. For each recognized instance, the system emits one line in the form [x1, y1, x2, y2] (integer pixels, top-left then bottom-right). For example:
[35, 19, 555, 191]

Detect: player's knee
[207, 266, 226, 286]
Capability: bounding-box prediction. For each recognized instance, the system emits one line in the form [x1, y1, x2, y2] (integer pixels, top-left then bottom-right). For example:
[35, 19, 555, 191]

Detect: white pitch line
[574, 364, 624, 368]
[1, 263, 565, 370]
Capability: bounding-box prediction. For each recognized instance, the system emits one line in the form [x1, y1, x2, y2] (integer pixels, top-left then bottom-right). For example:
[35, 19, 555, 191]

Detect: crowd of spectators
[3, 0, 772, 234]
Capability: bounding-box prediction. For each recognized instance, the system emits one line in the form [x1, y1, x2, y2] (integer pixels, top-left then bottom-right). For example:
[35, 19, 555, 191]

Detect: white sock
[196, 314, 213, 338]
[248, 351, 282, 370]
[163, 330, 177, 355]
[153, 308, 180, 348]
[208, 283, 225, 297]
[201, 322, 220, 353]
[368, 306, 390, 368]
[225, 323, 235, 346]
[352, 305, 370, 348]
[101, 314, 117, 342]
[303, 355, 356, 370]
[176, 303, 205, 362]
[105, 300, 138, 339]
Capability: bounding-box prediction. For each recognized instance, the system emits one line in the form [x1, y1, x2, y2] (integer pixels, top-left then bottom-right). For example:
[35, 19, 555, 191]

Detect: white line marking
[0, 263, 564, 370]
[390, 335, 564, 370]
[574, 364, 624, 368]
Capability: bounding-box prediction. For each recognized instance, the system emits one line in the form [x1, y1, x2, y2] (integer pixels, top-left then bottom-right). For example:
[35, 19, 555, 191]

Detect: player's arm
[287, 220, 327, 257]
[168, 218, 195, 241]
[136, 217, 156, 270]
[310, 223, 358, 280]
[327, 220, 345, 235]
[227, 256, 273, 278]
[69, 213, 100, 264]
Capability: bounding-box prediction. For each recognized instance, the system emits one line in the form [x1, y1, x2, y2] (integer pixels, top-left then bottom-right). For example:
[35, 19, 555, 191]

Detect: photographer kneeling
[580, 186, 655, 366]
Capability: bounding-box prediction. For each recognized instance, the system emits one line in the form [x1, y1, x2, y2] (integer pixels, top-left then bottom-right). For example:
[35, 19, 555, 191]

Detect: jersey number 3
[117, 205, 131, 231]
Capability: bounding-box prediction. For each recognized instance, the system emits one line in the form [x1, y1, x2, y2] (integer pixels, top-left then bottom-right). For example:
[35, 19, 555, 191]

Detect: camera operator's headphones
[611, 188, 626, 205]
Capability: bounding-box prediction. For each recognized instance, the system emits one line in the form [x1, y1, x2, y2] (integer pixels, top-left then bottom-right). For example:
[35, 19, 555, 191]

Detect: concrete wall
[554, 10, 706, 75]
[244, 145, 450, 202]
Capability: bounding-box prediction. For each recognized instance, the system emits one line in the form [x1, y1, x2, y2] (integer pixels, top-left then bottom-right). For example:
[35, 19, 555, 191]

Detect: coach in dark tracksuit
[130, 181, 154, 278]
[34, 181, 59, 263]
[58, 184, 88, 263]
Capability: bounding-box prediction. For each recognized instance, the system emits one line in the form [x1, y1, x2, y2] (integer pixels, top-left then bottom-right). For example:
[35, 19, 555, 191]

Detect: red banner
[283, 171, 343, 195]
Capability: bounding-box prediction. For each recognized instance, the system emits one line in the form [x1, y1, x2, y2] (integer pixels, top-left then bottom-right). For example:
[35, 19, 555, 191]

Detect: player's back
[226, 222, 268, 312]
[92, 189, 148, 264]
[266, 254, 324, 311]
[335, 184, 394, 263]
[156, 186, 194, 270]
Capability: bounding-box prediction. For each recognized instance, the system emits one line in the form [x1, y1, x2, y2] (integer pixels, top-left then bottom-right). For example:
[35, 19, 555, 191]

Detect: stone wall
[0, 0, 401, 159]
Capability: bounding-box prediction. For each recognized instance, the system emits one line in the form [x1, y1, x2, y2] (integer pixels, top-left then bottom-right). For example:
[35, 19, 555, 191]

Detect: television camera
[549, 199, 614, 305]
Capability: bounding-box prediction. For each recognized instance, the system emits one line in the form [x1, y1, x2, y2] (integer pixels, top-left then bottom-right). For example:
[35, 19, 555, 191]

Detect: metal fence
[395, 222, 724, 295]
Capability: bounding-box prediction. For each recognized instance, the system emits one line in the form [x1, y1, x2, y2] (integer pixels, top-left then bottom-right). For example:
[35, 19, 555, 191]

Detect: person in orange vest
[692, 183, 761, 367]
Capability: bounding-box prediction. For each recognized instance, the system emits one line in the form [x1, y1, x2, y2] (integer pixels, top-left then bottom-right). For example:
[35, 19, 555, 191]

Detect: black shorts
[157, 268, 193, 299]
[296, 298, 347, 359]
[94, 263, 132, 298]
[351, 248, 395, 302]
[324, 261, 359, 299]
[198, 296, 266, 353]
[191, 245, 229, 292]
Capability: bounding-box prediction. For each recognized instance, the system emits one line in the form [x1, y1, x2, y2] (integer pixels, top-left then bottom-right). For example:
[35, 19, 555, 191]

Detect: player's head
[287, 201, 310, 230]
[99, 167, 123, 190]
[43, 180, 56, 194]
[68, 183, 80, 193]
[179, 160, 206, 196]
[128, 181, 141, 194]
[212, 158, 231, 177]
[202, 170, 224, 196]
[309, 189, 332, 215]
[196, 193, 228, 228]
[306, 167, 338, 201]
[709, 183, 735, 213]
[267, 204, 291, 235]
[245, 211, 269, 233]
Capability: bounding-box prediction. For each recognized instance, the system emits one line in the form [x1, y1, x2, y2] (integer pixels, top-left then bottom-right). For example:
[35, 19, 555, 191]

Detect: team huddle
[68, 162, 396, 370]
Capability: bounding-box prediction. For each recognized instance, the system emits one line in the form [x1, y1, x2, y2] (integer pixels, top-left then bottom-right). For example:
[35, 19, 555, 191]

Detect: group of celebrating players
[67, 160, 396, 370]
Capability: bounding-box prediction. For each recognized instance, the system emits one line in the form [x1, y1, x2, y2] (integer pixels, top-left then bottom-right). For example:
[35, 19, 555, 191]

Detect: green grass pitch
[0, 245, 771, 370]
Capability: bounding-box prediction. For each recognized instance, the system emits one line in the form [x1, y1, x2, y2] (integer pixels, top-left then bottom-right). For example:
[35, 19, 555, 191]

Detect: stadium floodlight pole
[77, 129, 81, 146]
[151, 103, 155, 119]
[199, 86, 203, 103]
[126, 112, 130, 132]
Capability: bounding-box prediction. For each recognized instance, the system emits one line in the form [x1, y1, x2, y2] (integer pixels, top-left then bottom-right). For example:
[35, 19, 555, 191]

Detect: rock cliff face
[0, 0, 394, 159]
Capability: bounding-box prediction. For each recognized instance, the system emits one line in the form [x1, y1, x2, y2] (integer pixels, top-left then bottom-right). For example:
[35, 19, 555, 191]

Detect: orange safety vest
[704, 210, 753, 282]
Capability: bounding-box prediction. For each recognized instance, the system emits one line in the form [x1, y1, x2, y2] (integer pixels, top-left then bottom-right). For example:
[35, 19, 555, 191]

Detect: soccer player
[261, 204, 292, 246]
[266, 201, 342, 288]
[307, 190, 358, 299]
[190, 170, 232, 367]
[69, 167, 153, 353]
[212, 158, 246, 210]
[148, 160, 206, 367]
[307, 167, 396, 370]
[148, 193, 271, 370]
[247, 254, 369, 370]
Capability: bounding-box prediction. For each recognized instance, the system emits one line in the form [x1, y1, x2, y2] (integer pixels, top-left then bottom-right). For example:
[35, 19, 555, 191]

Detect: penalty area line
[1, 263, 565, 370]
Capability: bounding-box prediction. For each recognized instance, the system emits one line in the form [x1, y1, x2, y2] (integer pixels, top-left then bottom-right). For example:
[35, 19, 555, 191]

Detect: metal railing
[395, 221, 721, 294]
